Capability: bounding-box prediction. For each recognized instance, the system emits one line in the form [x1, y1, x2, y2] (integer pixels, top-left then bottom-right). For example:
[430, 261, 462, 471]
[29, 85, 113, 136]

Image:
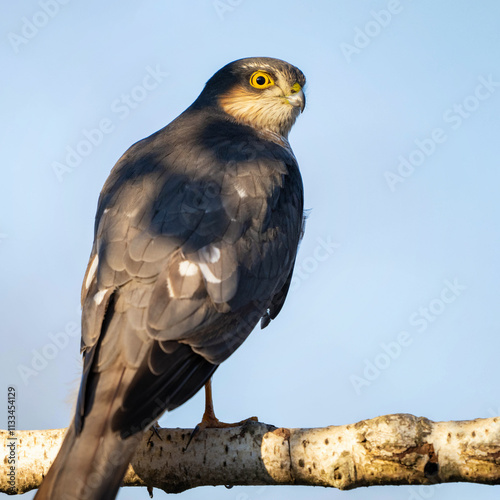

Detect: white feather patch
[199, 245, 221, 263]
[199, 263, 222, 284]
[179, 260, 198, 276]
[93, 289, 108, 305]
[235, 184, 247, 198]
[85, 255, 98, 290]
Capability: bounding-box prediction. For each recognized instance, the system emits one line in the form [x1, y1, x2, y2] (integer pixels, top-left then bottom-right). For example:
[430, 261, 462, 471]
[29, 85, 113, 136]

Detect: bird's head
[195, 57, 306, 138]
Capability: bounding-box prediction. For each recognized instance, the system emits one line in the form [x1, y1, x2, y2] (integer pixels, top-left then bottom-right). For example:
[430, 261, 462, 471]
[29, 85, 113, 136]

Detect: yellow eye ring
[249, 71, 274, 89]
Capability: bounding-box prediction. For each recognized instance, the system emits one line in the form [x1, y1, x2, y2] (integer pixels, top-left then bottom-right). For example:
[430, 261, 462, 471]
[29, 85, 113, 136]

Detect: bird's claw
[147, 422, 162, 446]
[183, 415, 259, 451]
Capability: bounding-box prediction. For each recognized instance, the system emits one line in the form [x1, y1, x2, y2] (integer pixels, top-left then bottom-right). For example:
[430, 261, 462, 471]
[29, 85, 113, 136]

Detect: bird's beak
[286, 86, 305, 113]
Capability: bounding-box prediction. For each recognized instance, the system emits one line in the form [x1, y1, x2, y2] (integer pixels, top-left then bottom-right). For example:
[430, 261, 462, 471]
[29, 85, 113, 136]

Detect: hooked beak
[285, 87, 305, 112]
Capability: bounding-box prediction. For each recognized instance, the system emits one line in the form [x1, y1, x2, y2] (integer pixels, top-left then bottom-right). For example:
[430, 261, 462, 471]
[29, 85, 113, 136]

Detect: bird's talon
[184, 424, 201, 452]
[151, 424, 163, 441]
[147, 422, 162, 446]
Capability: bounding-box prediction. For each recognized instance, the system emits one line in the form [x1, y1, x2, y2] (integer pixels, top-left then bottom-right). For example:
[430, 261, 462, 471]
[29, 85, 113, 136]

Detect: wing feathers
[78, 127, 303, 439]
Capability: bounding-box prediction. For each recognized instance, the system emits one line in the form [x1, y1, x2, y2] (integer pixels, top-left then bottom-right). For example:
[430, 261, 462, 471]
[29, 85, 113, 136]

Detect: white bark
[2, 414, 500, 495]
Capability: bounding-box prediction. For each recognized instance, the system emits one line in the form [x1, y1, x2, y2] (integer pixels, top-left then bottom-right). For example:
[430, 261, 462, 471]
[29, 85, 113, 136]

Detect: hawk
[35, 57, 306, 499]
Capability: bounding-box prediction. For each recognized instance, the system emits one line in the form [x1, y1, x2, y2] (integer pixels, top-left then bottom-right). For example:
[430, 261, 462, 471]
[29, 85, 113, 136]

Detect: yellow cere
[290, 82, 302, 93]
[249, 71, 274, 89]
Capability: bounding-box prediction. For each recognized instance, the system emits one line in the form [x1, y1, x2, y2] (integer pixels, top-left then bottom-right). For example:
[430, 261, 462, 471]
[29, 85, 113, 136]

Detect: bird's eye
[249, 71, 274, 89]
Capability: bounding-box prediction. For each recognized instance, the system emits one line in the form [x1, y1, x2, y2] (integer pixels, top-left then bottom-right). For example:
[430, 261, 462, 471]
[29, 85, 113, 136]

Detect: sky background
[2, 1, 500, 499]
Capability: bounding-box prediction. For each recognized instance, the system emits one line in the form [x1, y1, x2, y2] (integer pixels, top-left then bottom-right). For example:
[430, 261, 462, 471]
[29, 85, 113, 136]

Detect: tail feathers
[112, 342, 217, 437]
[35, 321, 218, 498]
[35, 420, 141, 500]
[35, 366, 142, 500]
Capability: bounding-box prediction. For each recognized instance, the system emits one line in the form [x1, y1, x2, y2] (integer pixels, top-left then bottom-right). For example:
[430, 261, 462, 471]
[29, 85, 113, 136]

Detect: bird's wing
[78, 122, 303, 434]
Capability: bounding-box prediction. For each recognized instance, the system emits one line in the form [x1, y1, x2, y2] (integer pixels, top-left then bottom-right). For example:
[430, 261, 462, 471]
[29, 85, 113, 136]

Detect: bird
[35, 56, 306, 500]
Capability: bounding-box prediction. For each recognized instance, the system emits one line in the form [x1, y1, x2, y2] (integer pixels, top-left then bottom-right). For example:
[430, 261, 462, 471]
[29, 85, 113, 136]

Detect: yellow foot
[184, 415, 258, 451]
[199, 414, 259, 429]
[184, 379, 258, 450]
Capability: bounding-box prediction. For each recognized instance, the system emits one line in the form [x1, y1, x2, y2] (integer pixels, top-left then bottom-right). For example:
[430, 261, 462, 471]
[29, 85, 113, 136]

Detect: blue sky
[2, 1, 500, 499]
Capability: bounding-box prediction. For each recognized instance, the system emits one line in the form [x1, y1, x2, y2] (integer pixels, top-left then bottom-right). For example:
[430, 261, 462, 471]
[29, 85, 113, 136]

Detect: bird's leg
[184, 378, 258, 450]
[199, 377, 221, 427]
[201, 378, 258, 427]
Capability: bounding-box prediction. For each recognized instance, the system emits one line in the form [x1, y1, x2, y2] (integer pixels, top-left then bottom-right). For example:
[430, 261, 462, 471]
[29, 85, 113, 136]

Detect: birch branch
[2, 414, 500, 495]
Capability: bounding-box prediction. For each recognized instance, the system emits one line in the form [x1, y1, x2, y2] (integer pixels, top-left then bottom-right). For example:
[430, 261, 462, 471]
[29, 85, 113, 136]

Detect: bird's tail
[34, 366, 142, 500]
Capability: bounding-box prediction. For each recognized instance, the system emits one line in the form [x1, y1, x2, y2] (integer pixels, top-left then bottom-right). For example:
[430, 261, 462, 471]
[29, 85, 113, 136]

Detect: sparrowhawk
[35, 56, 306, 500]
